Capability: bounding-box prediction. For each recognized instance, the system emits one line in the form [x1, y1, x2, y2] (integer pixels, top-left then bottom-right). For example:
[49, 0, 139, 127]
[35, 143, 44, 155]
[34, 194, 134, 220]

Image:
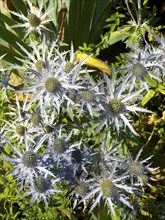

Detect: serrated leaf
[141, 89, 155, 106]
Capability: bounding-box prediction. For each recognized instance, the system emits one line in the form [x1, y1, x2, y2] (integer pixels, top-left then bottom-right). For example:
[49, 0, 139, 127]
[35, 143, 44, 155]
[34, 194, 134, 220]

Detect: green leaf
[0, 12, 24, 38]
[157, 83, 165, 95]
[10, 0, 27, 15]
[64, 0, 113, 49]
[91, 205, 121, 220]
[0, 24, 30, 56]
[70, 213, 77, 220]
[0, 44, 22, 65]
[145, 75, 157, 87]
[102, 27, 131, 46]
[0, 11, 17, 26]
[141, 89, 155, 106]
[89, 0, 113, 43]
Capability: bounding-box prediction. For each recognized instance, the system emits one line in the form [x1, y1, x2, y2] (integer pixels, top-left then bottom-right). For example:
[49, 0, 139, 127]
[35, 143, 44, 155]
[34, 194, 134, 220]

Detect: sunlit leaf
[0, 24, 30, 55]
[8, 72, 22, 88]
[0, 44, 22, 65]
[58, 207, 71, 219]
[75, 51, 111, 74]
[141, 89, 155, 106]
[157, 84, 165, 95]
[145, 75, 157, 87]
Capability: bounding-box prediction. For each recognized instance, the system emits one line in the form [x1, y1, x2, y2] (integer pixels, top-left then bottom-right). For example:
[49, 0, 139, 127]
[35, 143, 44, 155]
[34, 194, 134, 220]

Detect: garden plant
[0, 0, 165, 219]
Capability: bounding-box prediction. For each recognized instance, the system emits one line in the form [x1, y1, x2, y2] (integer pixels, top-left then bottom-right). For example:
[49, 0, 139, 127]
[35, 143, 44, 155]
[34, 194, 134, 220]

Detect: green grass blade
[10, 0, 27, 15]
[89, 0, 113, 43]
[64, 0, 114, 49]
[0, 12, 24, 38]
[0, 44, 22, 65]
[0, 24, 30, 56]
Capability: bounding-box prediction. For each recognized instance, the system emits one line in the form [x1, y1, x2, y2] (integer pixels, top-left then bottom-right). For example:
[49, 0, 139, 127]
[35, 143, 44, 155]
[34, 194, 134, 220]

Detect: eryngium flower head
[75, 76, 104, 118]
[68, 143, 94, 176]
[3, 96, 34, 145]
[0, 136, 55, 189]
[10, 0, 53, 38]
[80, 165, 134, 217]
[121, 43, 162, 91]
[14, 39, 58, 73]
[68, 176, 92, 209]
[21, 175, 60, 206]
[22, 56, 82, 113]
[44, 126, 74, 165]
[97, 75, 152, 135]
[125, 147, 158, 187]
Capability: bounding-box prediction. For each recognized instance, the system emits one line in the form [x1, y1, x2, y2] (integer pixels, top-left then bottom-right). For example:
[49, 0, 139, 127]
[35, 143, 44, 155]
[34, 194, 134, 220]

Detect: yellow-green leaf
[75, 51, 111, 74]
[157, 84, 165, 95]
[8, 73, 22, 88]
[141, 89, 155, 106]
[145, 75, 157, 87]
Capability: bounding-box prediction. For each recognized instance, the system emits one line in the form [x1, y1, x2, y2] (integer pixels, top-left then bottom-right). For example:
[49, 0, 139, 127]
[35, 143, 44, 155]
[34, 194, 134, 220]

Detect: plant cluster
[0, 0, 164, 219]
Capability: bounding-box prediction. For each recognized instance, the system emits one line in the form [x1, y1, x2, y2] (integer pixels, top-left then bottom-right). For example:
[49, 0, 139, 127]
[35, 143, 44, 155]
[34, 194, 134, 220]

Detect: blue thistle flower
[97, 75, 152, 135]
[0, 135, 55, 190]
[10, 0, 54, 39]
[121, 43, 162, 91]
[125, 147, 158, 188]
[80, 164, 134, 217]
[21, 174, 61, 206]
[20, 55, 83, 113]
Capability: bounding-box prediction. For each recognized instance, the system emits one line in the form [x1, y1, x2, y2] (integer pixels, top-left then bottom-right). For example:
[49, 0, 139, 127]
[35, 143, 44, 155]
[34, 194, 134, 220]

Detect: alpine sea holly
[20, 55, 82, 113]
[75, 76, 104, 118]
[21, 175, 61, 206]
[121, 45, 163, 91]
[0, 135, 55, 189]
[80, 165, 134, 217]
[14, 38, 59, 73]
[68, 175, 93, 209]
[10, 0, 53, 39]
[0, 0, 163, 218]
[97, 75, 153, 135]
[2, 96, 34, 145]
[125, 147, 158, 188]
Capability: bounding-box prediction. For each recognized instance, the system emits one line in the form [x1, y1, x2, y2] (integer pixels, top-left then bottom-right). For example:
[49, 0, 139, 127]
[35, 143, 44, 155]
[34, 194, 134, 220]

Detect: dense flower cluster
[0, 0, 164, 218]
